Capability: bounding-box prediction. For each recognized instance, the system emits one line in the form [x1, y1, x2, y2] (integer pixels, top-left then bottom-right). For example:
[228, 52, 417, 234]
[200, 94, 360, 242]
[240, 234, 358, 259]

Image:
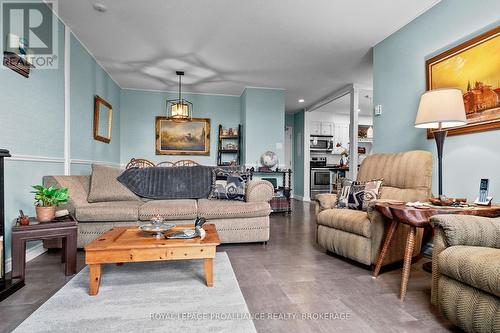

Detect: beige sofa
[314, 150, 433, 267]
[43, 175, 274, 248]
[430, 215, 500, 333]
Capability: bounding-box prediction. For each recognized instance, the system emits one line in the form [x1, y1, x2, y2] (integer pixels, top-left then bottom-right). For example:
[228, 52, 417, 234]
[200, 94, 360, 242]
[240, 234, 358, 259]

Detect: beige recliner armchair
[315, 150, 432, 267]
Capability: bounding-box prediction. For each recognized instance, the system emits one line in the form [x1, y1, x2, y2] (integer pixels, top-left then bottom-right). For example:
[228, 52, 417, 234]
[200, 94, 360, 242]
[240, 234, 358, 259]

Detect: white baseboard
[5, 242, 47, 273]
[291, 195, 311, 202]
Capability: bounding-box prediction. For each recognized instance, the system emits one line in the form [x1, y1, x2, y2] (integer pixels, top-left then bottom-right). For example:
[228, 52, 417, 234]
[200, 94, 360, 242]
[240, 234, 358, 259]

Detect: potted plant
[31, 185, 68, 222]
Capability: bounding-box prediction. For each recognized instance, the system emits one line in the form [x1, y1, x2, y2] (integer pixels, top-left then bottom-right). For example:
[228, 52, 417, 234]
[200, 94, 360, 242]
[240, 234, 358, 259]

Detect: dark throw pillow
[209, 168, 248, 201]
[347, 179, 383, 211]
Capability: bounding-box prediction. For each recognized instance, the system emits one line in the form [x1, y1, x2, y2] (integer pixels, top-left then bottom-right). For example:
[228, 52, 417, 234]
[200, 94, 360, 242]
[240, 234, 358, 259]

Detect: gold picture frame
[93, 95, 113, 143]
[425, 25, 500, 138]
[155, 117, 210, 155]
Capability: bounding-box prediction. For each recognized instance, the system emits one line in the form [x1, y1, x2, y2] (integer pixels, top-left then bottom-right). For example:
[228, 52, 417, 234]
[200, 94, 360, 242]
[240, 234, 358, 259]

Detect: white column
[349, 87, 359, 180]
[64, 26, 71, 175]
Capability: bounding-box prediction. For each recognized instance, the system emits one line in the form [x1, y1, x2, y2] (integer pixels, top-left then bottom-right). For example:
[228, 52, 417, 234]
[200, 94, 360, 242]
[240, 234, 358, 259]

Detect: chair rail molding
[70, 159, 121, 167]
[7, 154, 65, 163]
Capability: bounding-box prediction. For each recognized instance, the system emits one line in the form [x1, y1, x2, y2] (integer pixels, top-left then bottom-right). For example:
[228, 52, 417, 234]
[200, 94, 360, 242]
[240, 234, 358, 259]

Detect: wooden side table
[372, 203, 500, 301]
[11, 216, 78, 281]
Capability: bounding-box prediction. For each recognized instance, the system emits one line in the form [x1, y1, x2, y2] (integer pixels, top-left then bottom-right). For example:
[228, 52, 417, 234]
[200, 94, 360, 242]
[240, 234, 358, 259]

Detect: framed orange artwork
[426, 25, 500, 138]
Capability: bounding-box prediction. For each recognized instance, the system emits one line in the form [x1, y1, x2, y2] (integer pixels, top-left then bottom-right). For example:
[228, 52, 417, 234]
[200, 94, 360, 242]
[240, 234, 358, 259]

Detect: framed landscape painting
[155, 117, 210, 155]
[426, 25, 500, 137]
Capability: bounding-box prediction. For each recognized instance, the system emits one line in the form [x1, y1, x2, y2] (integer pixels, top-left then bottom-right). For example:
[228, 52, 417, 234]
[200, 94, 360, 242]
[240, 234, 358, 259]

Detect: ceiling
[314, 90, 373, 116]
[57, 0, 440, 111]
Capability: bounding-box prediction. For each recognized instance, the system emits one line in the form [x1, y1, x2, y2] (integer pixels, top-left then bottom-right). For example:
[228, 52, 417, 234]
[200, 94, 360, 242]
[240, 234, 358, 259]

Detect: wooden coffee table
[84, 224, 220, 296]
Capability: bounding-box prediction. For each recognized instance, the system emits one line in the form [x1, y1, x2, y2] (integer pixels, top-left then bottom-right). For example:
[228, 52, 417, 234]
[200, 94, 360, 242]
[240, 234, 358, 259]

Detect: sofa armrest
[314, 193, 337, 215]
[246, 180, 274, 202]
[430, 214, 500, 248]
[43, 175, 90, 215]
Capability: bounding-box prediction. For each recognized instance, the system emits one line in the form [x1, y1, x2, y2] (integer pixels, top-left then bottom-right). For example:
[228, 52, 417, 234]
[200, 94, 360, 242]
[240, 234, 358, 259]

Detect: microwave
[310, 135, 333, 152]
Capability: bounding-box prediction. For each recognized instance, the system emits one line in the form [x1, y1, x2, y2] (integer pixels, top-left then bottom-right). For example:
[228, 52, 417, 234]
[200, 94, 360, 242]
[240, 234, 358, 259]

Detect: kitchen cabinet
[310, 121, 322, 135]
[334, 123, 349, 147]
[320, 122, 334, 136]
[310, 121, 334, 136]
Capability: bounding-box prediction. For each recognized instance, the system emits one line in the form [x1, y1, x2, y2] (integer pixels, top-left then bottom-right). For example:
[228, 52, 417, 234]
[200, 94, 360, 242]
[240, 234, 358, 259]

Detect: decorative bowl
[139, 218, 176, 239]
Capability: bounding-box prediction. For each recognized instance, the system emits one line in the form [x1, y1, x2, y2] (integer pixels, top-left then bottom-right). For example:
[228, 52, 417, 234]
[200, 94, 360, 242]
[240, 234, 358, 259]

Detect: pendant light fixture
[166, 71, 193, 120]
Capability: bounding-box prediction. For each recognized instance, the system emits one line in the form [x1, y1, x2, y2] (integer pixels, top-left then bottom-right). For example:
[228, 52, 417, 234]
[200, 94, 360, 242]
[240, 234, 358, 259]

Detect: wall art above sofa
[155, 117, 210, 155]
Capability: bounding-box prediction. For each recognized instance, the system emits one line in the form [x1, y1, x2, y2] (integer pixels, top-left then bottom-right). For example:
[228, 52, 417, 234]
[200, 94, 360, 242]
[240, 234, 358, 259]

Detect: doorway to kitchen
[303, 84, 373, 201]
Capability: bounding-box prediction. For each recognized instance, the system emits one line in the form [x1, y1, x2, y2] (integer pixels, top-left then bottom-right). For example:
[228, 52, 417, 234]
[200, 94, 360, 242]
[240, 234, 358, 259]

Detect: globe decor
[259, 151, 278, 171]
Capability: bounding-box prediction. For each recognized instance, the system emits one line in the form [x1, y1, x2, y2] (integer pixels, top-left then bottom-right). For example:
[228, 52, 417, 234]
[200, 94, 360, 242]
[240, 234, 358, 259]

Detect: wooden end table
[84, 224, 220, 296]
[372, 203, 500, 301]
[11, 215, 78, 281]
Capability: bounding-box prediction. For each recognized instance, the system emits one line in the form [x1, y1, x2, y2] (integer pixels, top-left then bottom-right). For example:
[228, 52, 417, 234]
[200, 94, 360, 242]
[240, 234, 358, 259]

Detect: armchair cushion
[430, 215, 500, 248]
[315, 193, 337, 211]
[317, 209, 371, 238]
[438, 245, 500, 297]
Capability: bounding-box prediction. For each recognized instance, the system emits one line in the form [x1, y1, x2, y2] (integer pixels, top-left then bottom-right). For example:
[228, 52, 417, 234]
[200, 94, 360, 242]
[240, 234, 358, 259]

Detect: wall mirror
[93, 95, 113, 143]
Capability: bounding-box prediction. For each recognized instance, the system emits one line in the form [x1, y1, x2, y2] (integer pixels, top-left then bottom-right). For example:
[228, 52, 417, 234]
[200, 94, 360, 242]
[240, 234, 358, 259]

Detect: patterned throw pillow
[362, 180, 383, 210]
[209, 168, 248, 201]
[336, 179, 353, 208]
[347, 179, 383, 211]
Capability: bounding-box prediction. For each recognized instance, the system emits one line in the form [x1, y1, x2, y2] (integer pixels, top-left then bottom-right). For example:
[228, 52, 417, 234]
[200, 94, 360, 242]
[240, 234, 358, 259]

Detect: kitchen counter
[310, 165, 350, 170]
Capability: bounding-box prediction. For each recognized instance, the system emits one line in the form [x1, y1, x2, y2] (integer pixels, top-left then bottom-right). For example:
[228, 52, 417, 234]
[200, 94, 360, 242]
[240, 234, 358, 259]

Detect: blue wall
[120, 89, 241, 165]
[70, 35, 121, 174]
[1, 18, 65, 261]
[241, 88, 285, 167]
[0, 17, 122, 261]
[373, 0, 500, 200]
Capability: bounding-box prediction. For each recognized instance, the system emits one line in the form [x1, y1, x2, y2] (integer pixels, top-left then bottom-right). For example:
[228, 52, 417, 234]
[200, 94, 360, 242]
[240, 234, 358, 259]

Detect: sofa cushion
[76, 201, 142, 222]
[197, 199, 271, 219]
[138, 199, 198, 221]
[316, 208, 371, 238]
[88, 164, 139, 203]
[438, 245, 500, 297]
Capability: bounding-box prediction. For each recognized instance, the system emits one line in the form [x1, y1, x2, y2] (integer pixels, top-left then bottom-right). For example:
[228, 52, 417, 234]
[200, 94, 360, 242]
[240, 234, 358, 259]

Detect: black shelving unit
[249, 168, 292, 214]
[217, 124, 241, 166]
[0, 149, 24, 301]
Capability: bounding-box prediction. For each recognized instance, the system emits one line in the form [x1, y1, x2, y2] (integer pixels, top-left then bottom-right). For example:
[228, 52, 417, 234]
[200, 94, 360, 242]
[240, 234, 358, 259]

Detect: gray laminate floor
[0, 200, 458, 333]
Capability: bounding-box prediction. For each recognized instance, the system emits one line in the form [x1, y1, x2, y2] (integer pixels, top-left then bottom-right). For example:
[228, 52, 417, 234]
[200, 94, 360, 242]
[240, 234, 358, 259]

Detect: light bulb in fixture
[298, 99, 305, 103]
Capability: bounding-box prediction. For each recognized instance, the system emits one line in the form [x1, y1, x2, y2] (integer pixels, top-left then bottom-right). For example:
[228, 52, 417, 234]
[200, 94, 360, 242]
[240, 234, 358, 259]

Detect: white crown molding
[46, 3, 122, 89]
[7, 155, 65, 163]
[372, 0, 441, 46]
[5, 243, 47, 273]
[121, 87, 240, 97]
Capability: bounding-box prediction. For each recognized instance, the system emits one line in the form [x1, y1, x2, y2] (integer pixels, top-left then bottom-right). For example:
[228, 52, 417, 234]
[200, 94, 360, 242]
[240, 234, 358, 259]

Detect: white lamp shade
[415, 88, 467, 129]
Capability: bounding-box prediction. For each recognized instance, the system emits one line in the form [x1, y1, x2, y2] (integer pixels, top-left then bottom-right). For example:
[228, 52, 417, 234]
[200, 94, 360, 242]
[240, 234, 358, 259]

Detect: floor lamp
[414, 89, 466, 196]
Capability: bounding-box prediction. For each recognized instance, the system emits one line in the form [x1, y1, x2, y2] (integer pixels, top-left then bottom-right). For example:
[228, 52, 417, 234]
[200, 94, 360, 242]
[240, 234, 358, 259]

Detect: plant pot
[35, 206, 56, 222]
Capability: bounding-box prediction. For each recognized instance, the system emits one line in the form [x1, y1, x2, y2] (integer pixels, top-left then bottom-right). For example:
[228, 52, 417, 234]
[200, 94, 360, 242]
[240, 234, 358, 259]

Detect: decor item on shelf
[155, 117, 210, 155]
[31, 185, 68, 222]
[217, 124, 241, 166]
[17, 210, 30, 226]
[93, 95, 113, 143]
[425, 26, 499, 137]
[366, 126, 373, 139]
[166, 71, 193, 120]
[415, 88, 466, 196]
[209, 168, 248, 201]
[335, 143, 349, 167]
[260, 151, 278, 171]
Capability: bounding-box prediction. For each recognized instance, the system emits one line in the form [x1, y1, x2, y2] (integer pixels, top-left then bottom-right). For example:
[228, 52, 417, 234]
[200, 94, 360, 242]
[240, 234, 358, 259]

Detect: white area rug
[13, 252, 256, 333]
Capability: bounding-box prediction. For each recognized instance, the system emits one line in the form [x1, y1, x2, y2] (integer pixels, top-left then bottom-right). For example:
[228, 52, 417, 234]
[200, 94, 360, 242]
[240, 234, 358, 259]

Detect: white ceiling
[57, 0, 440, 111]
[314, 89, 373, 116]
